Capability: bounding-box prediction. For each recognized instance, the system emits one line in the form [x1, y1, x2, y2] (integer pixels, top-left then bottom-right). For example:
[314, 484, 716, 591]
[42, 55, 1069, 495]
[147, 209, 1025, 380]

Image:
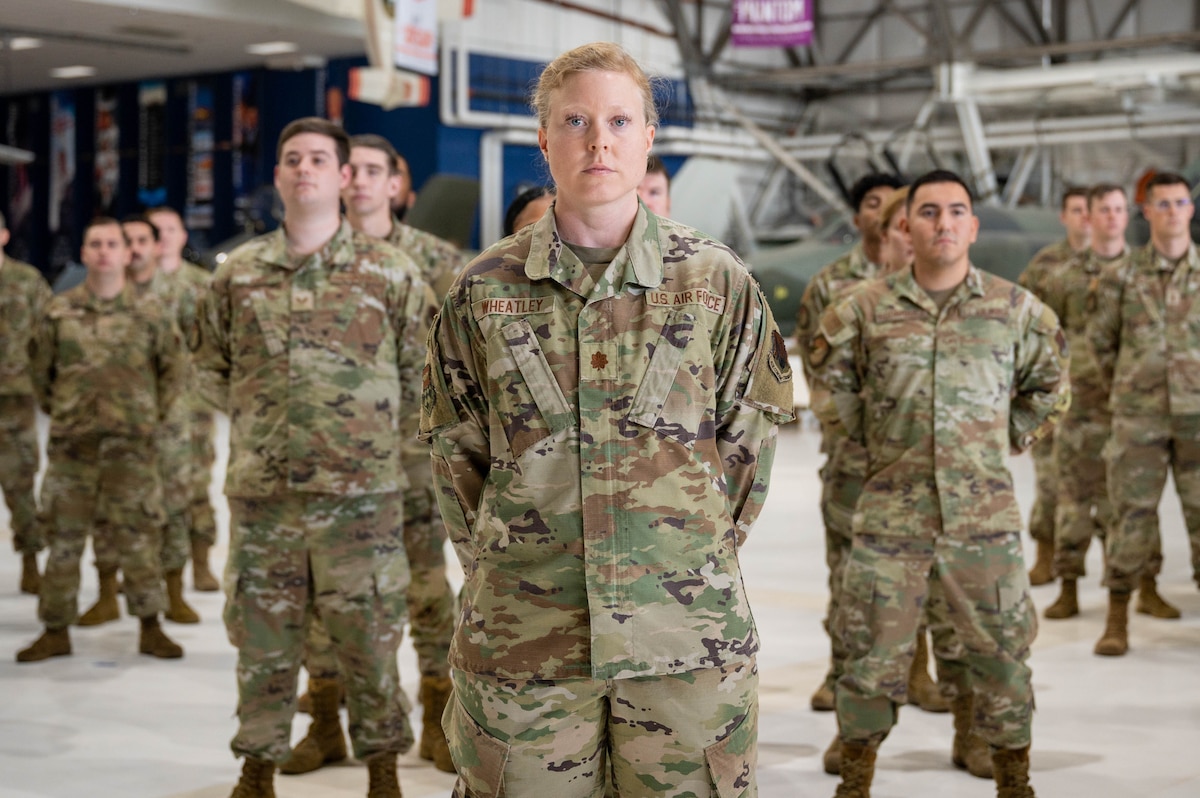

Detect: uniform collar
[894, 262, 985, 312]
[260, 218, 356, 272]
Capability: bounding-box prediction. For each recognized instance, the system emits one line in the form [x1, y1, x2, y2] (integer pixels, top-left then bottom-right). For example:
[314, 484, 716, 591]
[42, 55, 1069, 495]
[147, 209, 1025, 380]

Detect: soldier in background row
[1018, 187, 1091, 588]
[192, 117, 433, 798]
[0, 209, 52, 595]
[147, 205, 221, 593]
[794, 172, 905, 716]
[421, 42, 793, 797]
[637, 153, 671, 217]
[277, 133, 462, 779]
[1090, 171, 1200, 657]
[17, 217, 186, 663]
[813, 169, 1069, 798]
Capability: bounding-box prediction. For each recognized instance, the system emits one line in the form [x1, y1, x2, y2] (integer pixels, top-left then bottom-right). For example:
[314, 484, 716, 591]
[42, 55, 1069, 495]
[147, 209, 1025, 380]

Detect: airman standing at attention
[278, 132, 463, 778]
[1089, 171, 1200, 657]
[1038, 184, 1132, 620]
[0, 210, 52, 595]
[1018, 187, 1091, 587]
[813, 169, 1069, 798]
[794, 172, 905, 715]
[146, 205, 220, 593]
[421, 42, 793, 798]
[191, 117, 433, 798]
[17, 217, 186, 663]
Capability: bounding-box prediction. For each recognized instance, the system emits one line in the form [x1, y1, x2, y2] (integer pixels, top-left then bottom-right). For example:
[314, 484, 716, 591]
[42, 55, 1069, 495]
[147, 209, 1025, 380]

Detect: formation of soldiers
[1, 41, 1198, 798]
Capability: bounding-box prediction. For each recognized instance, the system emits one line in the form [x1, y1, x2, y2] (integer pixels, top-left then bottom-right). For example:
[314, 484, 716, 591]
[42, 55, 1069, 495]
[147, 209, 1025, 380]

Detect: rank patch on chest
[646, 287, 727, 314]
[591, 352, 609, 370]
[292, 289, 315, 311]
[472, 296, 552, 318]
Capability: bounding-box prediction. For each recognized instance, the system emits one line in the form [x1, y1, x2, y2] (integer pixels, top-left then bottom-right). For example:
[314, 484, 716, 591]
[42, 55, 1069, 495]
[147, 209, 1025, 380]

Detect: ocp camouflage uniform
[0, 256, 51, 557]
[176, 260, 219, 551]
[811, 264, 1069, 751]
[303, 220, 465, 683]
[1088, 242, 1200, 589]
[31, 284, 184, 628]
[191, 220, 432, 764]
[795, 243, 879, 699]
[420, 206, 793, 797]
[1041, 247, 1125, 577]
[1018, 238, 1076, 553]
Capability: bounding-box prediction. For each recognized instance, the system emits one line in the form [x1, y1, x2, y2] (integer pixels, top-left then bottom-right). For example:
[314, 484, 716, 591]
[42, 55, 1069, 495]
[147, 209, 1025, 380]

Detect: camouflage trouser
[94, 402, 191, 573]
[38, 434, 166, 628]
[1027, 432, 1057, 545]
[0, 395, 42, 553]
[835, 532, 1036, 750]
[1104, 414, 1200, 591]
[304, 452, 455, 681]
[225, 492, 412, 763]
[819, 438, 866, 694]
[1053, 408, 1112, 579]
[189, 404, 218, 548]
[447, 660, 758, 798]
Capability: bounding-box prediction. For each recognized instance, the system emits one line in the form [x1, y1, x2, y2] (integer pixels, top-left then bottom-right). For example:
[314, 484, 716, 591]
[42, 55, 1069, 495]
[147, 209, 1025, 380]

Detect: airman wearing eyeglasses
[1088, 171, 1200, 658]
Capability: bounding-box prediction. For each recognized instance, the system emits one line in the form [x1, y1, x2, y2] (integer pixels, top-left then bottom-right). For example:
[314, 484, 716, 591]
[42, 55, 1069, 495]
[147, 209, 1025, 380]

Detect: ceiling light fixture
[50, 65, 97, 79]
[10, 37, 44, 51]
[246, 41, 298, 56]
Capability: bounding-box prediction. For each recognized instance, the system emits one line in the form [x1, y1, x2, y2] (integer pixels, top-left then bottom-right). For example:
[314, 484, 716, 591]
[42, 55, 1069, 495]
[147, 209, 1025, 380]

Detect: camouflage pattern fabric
[30, 283, 183, 627]
[420, 205, 793, 684]
[191, 221, 432, 761]
[448, 660, 758, 798]
[39, 435, 167, 627]
[225, 493, 413, 762]
[0, 258, 51, 553]
[178, 260, 220, 548]
[1018, 238, 1077, 547]
[385, 219, 468, 302]
[1041, 248, 1125, 578]
[1089, 242, 1200, 587]
[811, 264, 1069, 749]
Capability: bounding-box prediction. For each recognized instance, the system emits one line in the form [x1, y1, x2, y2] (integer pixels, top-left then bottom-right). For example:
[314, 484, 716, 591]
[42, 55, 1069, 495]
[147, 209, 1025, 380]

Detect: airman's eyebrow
[916, 202, 970, 212]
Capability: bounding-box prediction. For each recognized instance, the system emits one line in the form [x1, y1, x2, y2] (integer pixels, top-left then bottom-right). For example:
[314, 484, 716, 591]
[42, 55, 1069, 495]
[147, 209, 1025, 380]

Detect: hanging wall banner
[138, 81, 168, 208]
[731, 0, 814, 47]
[186, 80, 215, 229]
[394, 0, 438, 76]
[4, 99, 36, 264]
[48, 91, 78, 278]
[232, 71, 261, 227]
[94, 88, 120, 217]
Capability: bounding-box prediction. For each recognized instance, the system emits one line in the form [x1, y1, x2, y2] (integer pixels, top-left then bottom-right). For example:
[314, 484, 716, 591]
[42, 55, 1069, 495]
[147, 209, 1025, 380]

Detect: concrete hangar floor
[1, 413, 1198, 797]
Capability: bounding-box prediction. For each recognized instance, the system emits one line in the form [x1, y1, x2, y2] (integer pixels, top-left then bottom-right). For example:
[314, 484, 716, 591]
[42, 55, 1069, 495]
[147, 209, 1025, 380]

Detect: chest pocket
[233, 281, 288, 357]
[316, 275, 389, 362]
[494, 318, 573, 459]
[627, 308, 715, 448]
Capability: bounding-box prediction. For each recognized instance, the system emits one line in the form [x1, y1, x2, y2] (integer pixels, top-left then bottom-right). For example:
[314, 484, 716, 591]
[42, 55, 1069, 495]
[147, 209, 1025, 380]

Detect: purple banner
[731, 0, 813, 48]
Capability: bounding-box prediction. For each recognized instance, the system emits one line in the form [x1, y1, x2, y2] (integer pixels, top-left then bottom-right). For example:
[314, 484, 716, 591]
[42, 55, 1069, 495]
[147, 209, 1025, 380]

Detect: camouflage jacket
[0, 255, 52, 398]
[32, 282, 185, 438]
[812, 264, 1069, 538]
[1018, 238, 1076, 301]
[420, 206, 794, 681]
[795, 242, 879, 387]
[1088, 241, 1200, 416]
[191, 220, 433, 497]
[384, 220, 467, 301]
[1042, 246, 1128, 415]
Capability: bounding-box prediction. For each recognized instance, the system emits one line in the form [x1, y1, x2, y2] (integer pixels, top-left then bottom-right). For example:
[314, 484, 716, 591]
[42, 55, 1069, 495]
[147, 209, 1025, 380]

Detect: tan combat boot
[139, 616, 184, 658]
[833, 741, 876, 798]
[1136, 573, 1181, 619]
[297, 678, 345, 714]
[279, 677, 347, 774]
[20, 552, 40, 595]
[951, 693, 993, 778]
[230, 757, 275, 798]
[907, 630, 949, 712]
[16, 626, 71, 663]
[1043, 578, 1079, 619]
[78, 567, 121, 626]
[823, 731, 841, 775]
[1094, 590, 1131, 656]
[418, 675, 455, 773]
[1027, 539, 1055, 586]
[811, 673, 835, 712]
[993, 745, 1036, 797]
[192, 540, 220, 592]
[366, 752, 402, 798]
[165, 569, 201, 624]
